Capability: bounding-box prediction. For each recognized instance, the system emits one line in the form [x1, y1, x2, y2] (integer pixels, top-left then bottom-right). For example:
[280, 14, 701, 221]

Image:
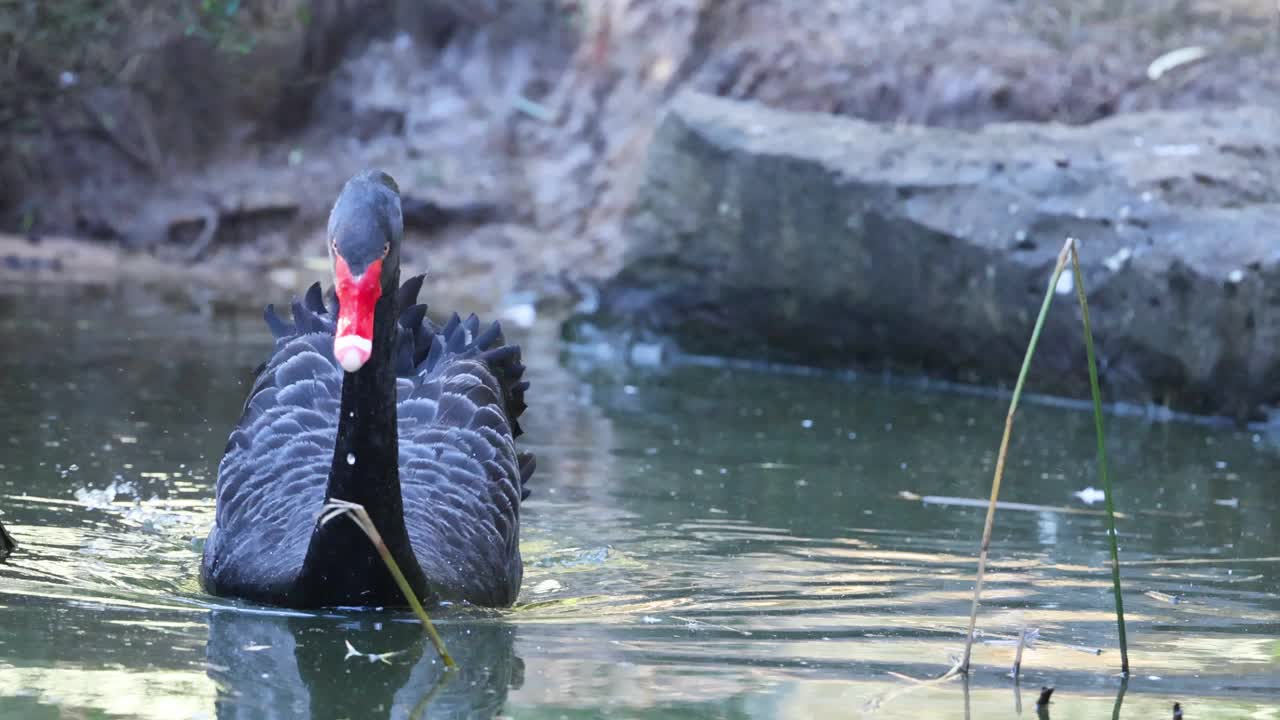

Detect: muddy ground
[2, 0, 1278, 312]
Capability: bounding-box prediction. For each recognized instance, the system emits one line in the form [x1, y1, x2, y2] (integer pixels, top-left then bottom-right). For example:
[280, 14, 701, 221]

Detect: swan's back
[201, 278, 533, 606]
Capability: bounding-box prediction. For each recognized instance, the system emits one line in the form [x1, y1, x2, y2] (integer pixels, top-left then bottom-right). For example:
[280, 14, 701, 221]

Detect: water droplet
[800, 419, 814, 428]
[346, 453, 356, 465]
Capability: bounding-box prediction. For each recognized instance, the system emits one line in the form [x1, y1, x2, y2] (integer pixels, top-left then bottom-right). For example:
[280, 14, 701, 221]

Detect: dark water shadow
[0, 519, 14, 562]
[206, 609, 523, 720]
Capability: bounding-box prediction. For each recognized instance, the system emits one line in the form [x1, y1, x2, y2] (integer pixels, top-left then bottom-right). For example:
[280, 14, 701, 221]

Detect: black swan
[201, 170, 533, 608]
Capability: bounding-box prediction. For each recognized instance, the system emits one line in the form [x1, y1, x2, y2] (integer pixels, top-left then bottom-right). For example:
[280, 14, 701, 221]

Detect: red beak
[333, 254, 383, 373]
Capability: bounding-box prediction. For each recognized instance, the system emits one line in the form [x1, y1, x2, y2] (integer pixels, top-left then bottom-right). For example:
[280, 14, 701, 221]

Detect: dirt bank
[3, 0, 1278, 312]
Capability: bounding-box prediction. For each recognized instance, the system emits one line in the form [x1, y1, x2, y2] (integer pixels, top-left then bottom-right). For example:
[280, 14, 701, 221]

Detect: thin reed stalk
[1012, 624, 1028, 679]
[320, 499, 457, 669]
[1111, 676, 1129, 720]
[960, 239, 1073, 673]
[1070, 241, 1129, 675]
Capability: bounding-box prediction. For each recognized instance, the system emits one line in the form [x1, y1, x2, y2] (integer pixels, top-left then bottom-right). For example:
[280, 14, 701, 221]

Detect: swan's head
[327, 170, 403, 374]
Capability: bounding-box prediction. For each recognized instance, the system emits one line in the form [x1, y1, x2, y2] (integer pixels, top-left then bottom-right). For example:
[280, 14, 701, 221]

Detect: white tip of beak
[334, 335, 372, 373]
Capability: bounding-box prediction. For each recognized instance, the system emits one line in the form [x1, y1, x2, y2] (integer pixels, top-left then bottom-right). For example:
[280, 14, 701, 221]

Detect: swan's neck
[327, 287, 401, 520]
[295, 278, 429, 605]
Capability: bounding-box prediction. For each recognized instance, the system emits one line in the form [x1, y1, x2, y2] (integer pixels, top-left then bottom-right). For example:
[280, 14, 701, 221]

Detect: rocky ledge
[580, 91, 1280, 422]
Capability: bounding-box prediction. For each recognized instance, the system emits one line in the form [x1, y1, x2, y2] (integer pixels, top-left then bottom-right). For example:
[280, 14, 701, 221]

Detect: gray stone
[584, 91, 1280, 421]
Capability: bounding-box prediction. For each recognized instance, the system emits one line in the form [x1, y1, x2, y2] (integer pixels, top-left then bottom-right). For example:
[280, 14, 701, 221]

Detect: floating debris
[531, 579, 562, 595]
[1144, 590, 1181, 604]
[343, 639, 404, 665]
[897, 490, 1142, 518]
[668, 615, 752, 636]
[1073, 486, 1106, 505]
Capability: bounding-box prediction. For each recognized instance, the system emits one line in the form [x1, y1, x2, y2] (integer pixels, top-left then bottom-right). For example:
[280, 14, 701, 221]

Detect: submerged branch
[868, 657, 964, 712]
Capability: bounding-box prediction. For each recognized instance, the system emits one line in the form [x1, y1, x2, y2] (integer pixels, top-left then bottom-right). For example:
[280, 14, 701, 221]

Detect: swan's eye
[382, 241, 390, 256]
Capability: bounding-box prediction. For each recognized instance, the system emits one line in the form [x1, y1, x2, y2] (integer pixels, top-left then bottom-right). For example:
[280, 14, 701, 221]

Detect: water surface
[0, 286, 1277, 718]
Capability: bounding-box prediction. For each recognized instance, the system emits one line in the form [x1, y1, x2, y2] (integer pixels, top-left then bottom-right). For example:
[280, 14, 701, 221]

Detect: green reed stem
[1110, 675, 1129, 720]
[321, 500, 456, 669]
[961, 239, 1073, 674]
[1070, 241, 1129, 676]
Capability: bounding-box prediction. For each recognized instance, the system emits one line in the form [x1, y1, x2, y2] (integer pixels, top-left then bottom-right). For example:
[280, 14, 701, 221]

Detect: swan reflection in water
[206, 609, 523, 720]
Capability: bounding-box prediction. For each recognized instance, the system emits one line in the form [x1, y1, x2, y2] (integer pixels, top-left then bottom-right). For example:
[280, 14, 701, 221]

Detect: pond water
[0, 286, 1277, 719]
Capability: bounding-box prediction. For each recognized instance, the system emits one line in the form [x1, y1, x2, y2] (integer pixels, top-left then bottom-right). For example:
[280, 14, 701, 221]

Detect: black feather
[441, 313, 460, 340]
[397, 273, 425, 311]
[446, 320, 467, 354]
[304, 283, 325, 315]
[264, 305, 290, 339]
[517, 452, 536, 500]
[473, 320, 502, 351]
[290, 300, 310, 334]
[424, 334, 444, 370]
[400, 303, 428, 331]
